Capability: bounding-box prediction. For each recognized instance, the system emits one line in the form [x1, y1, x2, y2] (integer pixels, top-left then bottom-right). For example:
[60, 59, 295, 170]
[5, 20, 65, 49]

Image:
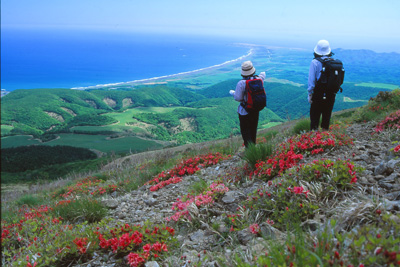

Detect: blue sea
[1, 28, 250, 91]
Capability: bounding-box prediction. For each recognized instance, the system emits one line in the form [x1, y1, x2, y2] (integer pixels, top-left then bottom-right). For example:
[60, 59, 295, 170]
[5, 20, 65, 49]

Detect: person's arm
[307, 61, 317, 95]
[233, 81, 245, 102]
[258, 71, 266, 81]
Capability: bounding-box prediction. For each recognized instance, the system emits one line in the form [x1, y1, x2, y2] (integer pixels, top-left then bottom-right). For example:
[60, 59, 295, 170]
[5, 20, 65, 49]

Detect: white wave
[71, 49, 253, 90]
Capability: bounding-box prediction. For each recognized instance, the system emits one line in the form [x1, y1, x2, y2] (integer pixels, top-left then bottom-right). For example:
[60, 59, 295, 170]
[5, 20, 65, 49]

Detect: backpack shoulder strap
[315, 57, 332, 64]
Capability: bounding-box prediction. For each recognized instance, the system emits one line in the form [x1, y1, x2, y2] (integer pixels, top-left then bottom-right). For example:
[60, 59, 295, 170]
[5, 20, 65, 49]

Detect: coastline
[71, 48, 253, 90]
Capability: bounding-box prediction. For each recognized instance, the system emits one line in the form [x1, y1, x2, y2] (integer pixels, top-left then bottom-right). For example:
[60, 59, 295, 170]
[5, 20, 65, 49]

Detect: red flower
[127, 253, 145, 267]
[143, 243, 151, 252]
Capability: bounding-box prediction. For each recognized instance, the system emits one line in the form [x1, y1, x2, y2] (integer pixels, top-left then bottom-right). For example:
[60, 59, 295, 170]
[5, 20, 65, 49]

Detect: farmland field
[355, 82, 399, 90]
[1, 135, 40, 148]
[44, 134, 165, 154]
[1, 133, 165, 154]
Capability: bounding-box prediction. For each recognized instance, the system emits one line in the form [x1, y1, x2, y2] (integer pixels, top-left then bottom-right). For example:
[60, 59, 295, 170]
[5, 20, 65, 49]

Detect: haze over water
[1, 28, 251, 91]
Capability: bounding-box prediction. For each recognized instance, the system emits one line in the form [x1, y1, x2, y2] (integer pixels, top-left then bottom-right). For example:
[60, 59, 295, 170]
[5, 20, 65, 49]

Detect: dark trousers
[310, 93, 336, 130]
[239, 111, 259, 148]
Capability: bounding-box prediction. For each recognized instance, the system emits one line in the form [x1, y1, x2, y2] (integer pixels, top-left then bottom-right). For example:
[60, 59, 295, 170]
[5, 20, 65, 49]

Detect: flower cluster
[91, 184, 118, 196]
[150, 176, 182, 192]
[166, 182, 229, 222]
[147, 153, 230, 191]
[368, 104, 385, 112]
[246, 178, 317, 229]
[2, 201, 176, 267]
[73, 237, 89, 254]
[98, 231, 143, 253]
[125, 241, 169, 267]
[394, 144, 400, 153]
[374, 110, 400, 133]
[249, 223, 260, 235]
[252, 131, 353, 181]
[94, 222, 175, 266]
[52, 176, 103, 199]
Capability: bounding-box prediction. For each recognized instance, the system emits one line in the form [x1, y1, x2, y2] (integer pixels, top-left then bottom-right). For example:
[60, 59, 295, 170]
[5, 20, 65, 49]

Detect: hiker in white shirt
[307, 40, 337, 130]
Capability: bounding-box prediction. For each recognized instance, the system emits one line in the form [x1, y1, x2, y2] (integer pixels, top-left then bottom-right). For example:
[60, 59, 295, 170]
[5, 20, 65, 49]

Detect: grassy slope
[2, 90, 399, 266]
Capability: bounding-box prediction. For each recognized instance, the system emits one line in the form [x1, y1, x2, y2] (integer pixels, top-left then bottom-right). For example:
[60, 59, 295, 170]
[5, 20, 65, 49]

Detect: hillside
[1, 90, 399, 266]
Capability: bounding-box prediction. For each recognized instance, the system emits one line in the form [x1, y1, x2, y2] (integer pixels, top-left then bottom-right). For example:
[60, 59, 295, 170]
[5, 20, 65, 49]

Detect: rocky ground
[85, 122, 399, 267]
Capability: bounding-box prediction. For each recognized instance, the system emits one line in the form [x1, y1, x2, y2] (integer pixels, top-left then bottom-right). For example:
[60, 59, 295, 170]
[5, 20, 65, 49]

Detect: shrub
[243, 142, 274, 169]
[292, 118, 310, 134]
[189, 178, 209, 195]
[374, 109, 400, 134]
[252, 130, 353, 181]
[351, 89, 400, 123]
[52, 198, 107, 223]
[246, 178, 318, 229]
[16, 194, 46, 207]
[289, 158, 363, 189]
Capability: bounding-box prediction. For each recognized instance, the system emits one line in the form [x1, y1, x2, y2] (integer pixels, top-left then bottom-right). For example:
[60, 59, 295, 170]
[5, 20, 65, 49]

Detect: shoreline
[71, 48, 253, 90]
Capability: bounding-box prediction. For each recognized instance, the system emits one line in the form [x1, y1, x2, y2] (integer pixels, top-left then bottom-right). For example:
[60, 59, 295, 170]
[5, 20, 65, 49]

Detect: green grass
[355, 82, 399, 90]
[292, 118, 310, 134]
[1, 125, 14, 136]
[1, 133, 164, 153]
[189, 178, 209, 195]
[1, 135, 40, 148]
[343, 96, 368, 103]
[243, 142, 275, 168]
[16, 194, 46, 207]
[260, 122, 282, 129]
[51, 198, 108, 223]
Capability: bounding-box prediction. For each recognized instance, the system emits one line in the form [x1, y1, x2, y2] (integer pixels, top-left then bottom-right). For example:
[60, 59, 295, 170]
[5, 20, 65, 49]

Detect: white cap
[241, 61, 256, 76]
[314, 40, 331, 56]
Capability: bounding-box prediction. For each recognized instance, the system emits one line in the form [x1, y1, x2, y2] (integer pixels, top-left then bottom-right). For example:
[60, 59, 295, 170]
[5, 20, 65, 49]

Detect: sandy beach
[71, 48, 253, 90]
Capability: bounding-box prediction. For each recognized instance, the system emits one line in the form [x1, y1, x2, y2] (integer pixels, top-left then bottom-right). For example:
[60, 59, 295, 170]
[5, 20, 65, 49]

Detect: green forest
[1, 145, 97, 172]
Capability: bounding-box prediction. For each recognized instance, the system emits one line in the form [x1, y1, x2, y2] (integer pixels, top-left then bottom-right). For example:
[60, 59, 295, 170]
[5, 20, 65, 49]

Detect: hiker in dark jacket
[229, 61, 266, 148]
[307, 40, 336, 130]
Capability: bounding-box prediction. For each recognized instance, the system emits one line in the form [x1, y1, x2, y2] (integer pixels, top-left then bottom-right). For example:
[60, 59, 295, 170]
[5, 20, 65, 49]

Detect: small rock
[374, 161, 387, 176]
[379, 183, 394, 190]
[380, 173, 397, 183]
[145, 261, 160, 267]
[251, 243, 265, 255]
[383, 199, 400, 211]
[367, 175, 377, 183]
[144, 198, 157, 207]
[388, 158, 400, 168]
[101, 199, 119, 209]
[118, 212, 126, 219]
[236, 228, 254, 245]
[189, 230, 205, 242]
[222, 191, 236, 204]
[369, 149, 381, 156]
[384, 191, 400, 201]
[374, 175, 385, 181]
[354, 154, 369, 162]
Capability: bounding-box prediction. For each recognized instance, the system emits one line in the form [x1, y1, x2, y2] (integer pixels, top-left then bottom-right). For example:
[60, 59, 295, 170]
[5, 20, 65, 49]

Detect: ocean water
[1, 28, 249, 90]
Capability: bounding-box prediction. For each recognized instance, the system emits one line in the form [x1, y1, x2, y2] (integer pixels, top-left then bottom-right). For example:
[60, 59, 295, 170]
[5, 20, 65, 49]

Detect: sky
[1, 0, 400, 52]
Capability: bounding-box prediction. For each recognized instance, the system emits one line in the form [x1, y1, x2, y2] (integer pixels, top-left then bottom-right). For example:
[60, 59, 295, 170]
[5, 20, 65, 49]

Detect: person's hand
[308, 94, 313, 104]
[229, 90, 235, 96]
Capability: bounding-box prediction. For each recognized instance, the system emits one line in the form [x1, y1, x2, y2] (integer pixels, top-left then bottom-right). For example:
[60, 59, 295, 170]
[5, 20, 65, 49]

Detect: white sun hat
[314, 40, 331, 56]
[241, 61, 256, 76]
